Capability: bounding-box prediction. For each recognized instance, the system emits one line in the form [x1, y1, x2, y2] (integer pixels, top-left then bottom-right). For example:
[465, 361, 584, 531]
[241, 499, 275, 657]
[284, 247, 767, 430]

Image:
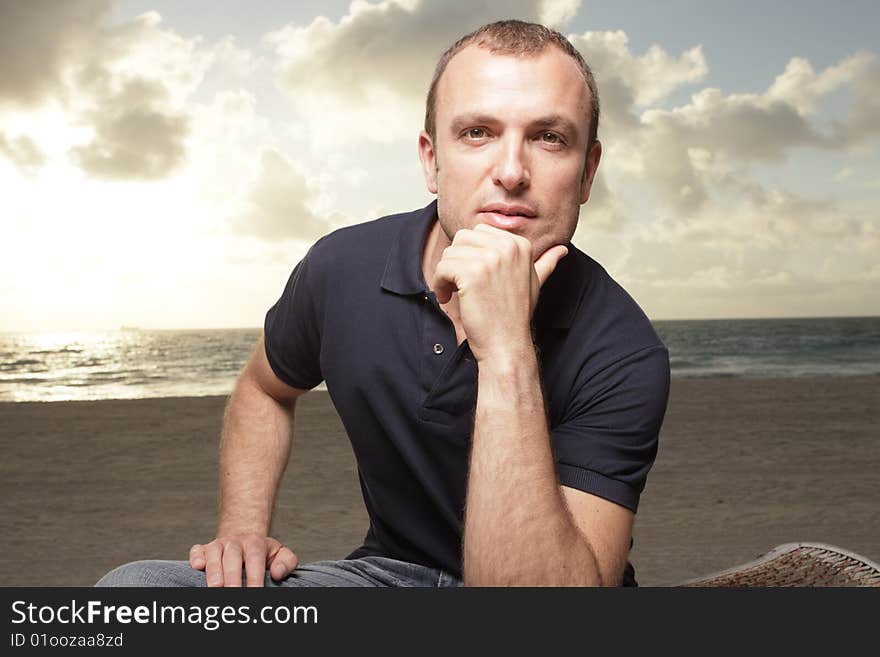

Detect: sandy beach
[1, 376, 877, 587]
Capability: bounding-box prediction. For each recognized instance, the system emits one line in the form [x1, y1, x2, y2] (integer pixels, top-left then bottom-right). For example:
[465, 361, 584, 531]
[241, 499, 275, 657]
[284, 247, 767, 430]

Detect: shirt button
[433, 343, 444, 355]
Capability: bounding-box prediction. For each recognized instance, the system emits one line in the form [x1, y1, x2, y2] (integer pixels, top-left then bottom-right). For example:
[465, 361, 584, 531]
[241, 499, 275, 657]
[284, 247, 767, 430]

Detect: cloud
[634, 180, 869, 256]
[268, 0, 575, 99]
[260, 2, 877, 322]
[0, 131, 45, 174]
[569, 29, 707, 109]
[766, 51, 880, 142]
[0, 6, 222, 180]
[69, 78, 189, 180]
[264, 0, 580, 147]
[644, 89, 834, 162]
[62, 11, 219, 179]
[263, 0, 778, 223]
[232, 149, 338, 241]
[573, 170, 624, 235]
[565, 35, 878, 219]
[266, 5, 710, 149]
[765, 56, 853, 115]
[623, 87, 840, 216]
[0, 0, 110, 106]
[841, 52, 880, 143]
[540, 0, 579, 26]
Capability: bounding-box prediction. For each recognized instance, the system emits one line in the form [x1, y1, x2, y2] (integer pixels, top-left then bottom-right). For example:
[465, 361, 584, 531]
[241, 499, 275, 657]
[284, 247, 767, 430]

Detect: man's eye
[465, 128, 486, 140]
[541, 131, 561, 144]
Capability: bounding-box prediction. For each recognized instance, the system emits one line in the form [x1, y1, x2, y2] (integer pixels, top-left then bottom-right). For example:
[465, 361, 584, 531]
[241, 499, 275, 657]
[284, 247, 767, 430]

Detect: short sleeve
[551, 344, 670, 513]
[263, 250, 324, 390]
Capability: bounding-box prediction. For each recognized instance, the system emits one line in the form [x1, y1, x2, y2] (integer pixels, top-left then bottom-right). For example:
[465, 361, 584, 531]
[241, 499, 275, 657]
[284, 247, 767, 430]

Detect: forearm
[217, 374, 295, 537]
[463, 346, 602, 586]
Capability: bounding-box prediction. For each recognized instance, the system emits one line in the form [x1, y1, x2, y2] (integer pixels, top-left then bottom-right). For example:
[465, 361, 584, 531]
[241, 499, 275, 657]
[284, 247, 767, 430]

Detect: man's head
[418, 20, 602, 259]
[424, 21, 600, 151]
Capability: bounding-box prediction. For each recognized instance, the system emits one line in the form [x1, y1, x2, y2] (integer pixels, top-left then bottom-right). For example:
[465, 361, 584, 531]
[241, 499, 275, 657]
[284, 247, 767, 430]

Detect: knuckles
[499, 239, 518, 260]
[472, 260, 490, 278]
[442, 226, 533, 282]
[205, 533, 270, 556]
[240, 534, 265, 551]
[483, 249, 501, 268]
[513, 234, 532, 253]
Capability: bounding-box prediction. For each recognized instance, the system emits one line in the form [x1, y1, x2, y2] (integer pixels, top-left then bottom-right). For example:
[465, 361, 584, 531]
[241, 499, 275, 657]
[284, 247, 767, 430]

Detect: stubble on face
[424, 44, 596, 262]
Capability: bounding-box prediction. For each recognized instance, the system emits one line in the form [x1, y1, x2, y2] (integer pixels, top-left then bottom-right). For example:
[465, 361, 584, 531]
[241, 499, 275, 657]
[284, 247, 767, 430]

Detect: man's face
[419, 44, 601, 259]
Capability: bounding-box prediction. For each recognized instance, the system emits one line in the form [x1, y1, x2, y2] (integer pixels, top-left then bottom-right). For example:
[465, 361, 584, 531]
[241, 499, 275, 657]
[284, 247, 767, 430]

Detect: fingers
[439, 245, 485, 261]
[455, 224, 550, 269]
[472, 223, 508, 235]
[435, 233, 565, 300]
[189, 544, 206, 570]
[268, 545, 299, 581]
[433, 257, 480, 304]
[432, 272, 456, 304]
[457, 224, 527, 252]
[432, 246, 484, 303]
[243, 540, 268, 588]
[533, 245, 569, 287]
[204, 541, 225, 587]
[221, 541, 244, 588]
[469, 224, 568, 287]
[194, 535, 296, 588]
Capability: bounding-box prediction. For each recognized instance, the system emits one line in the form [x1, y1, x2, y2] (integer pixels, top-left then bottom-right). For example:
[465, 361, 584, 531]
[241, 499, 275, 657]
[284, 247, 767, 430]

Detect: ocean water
[1, 317, 878, 402]
[653, 316, 880, 380]
[0, 328, 260, 403]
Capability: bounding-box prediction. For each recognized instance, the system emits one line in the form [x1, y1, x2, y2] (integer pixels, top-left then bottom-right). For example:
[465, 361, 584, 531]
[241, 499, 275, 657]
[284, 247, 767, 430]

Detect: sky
[1, 0, 878, 332]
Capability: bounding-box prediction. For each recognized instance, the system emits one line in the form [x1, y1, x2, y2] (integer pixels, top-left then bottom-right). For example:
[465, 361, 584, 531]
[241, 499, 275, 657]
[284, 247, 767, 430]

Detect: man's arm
[189, 334, 308, 587]
[463, 344, 633, 586]
[432, 224, 635, 586]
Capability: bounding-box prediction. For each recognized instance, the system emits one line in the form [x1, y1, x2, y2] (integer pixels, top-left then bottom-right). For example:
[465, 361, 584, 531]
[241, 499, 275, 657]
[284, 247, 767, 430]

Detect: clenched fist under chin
[431, 223, 568, 364]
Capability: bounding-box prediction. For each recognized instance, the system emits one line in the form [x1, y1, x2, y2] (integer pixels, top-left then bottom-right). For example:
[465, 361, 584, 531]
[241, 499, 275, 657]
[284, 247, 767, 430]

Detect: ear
[418, 130, 439, 194]
[579, 139, 602, 204]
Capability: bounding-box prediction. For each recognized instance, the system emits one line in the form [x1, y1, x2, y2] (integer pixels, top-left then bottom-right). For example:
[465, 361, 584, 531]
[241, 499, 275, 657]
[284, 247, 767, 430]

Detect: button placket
[419, 289, 458, 399]
[417, 289, 479, 423]
[423, 291, 454, 357]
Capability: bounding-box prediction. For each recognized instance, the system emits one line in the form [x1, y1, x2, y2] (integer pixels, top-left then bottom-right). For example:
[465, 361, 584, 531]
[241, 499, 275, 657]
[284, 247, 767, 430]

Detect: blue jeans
[95, 557, 463, 587]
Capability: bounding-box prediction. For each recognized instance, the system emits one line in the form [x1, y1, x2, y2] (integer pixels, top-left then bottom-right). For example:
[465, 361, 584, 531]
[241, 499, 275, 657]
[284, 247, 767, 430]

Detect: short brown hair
[424, 20, 600, 149]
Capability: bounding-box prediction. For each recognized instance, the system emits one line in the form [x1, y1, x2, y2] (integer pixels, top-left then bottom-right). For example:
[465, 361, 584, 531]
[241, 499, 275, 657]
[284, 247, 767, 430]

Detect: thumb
[533, 245, 569, 288]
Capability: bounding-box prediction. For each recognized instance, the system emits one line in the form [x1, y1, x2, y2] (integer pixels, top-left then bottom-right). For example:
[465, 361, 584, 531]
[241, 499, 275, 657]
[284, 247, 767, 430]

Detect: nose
[491, 137, 530, 191]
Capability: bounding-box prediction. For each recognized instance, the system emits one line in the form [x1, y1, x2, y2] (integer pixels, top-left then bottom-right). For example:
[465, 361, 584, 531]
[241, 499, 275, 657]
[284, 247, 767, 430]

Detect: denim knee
[95, 560, 205, 587]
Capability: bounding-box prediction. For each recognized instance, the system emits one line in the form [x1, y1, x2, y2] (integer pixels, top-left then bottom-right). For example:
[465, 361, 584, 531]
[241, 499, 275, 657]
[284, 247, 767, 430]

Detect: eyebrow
[531, 114, 581, 139]
[449, 113, 498, 134]
[448, 113, 582, 140]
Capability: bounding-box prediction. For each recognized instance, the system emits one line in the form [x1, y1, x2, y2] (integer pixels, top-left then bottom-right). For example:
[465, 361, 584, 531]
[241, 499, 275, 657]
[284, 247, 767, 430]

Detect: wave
[29, 347, 84, 355]
[0, 358, 45, 370]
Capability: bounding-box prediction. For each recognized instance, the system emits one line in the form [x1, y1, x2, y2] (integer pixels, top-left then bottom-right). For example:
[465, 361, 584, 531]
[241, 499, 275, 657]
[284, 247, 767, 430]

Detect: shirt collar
[380, 200, 437, 296]
[380, 199, 583, 329]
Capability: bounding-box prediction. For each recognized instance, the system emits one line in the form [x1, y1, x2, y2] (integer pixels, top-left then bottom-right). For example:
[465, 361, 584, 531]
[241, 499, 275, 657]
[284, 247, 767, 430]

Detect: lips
[479, 203, 537, 218]
[478, 203, 537, 230]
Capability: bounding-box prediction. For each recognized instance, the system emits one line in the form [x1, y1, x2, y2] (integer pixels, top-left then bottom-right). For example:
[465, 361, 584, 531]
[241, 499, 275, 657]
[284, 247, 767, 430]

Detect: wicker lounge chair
[678, 542, 880, 587]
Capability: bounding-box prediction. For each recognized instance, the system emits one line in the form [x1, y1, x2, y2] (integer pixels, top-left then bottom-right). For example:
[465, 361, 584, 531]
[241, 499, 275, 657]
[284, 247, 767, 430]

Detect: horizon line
[2, 314, 880, 335]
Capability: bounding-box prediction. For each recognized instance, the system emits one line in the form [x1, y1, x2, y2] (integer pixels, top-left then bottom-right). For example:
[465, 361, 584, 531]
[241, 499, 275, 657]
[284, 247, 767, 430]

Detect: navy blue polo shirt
[264, 200, 669, 586]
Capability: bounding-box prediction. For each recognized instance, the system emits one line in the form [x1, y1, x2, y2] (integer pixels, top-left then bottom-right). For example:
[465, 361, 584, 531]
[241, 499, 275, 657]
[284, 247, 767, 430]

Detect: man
[98, 19, 669, 588]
